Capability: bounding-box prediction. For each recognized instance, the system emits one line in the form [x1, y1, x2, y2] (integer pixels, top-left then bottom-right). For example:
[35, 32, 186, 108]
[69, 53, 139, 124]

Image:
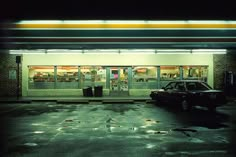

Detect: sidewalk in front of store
[0, 95, 153, 104]
[1, 96, 236, 104]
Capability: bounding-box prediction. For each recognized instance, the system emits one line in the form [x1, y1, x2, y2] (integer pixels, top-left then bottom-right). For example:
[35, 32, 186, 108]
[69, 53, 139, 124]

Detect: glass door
[110, 67, 129, 96]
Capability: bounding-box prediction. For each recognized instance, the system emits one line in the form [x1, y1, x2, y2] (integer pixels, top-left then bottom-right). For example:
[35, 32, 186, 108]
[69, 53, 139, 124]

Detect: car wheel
[181, 100, 191, 111]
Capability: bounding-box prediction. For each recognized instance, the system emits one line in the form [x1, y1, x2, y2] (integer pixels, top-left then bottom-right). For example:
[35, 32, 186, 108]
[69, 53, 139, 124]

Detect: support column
[179, 66, 183, 80]
[106, 67, 110, 89]
[54, 66, 57, 89]
[78, 66, 81, 88]
[157, 66, 161, 89]
[128, 67, 132, 89]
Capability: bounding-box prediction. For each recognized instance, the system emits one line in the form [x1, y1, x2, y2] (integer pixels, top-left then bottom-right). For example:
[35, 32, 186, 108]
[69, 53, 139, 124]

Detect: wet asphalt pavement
[0, 100, 236, 157]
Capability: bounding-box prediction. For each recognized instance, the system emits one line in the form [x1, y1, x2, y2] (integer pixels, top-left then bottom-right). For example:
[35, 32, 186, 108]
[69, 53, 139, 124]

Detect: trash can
[94, 85, 103, 97]
[83, 86, 93, 97]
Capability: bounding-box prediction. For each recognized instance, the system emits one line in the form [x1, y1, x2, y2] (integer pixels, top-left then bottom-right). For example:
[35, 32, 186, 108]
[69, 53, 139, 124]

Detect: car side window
[186, 82, 197, 90]
[165, 82, 176, 90]
[196, 82, 210, 90]
[175, 82, 185, 91]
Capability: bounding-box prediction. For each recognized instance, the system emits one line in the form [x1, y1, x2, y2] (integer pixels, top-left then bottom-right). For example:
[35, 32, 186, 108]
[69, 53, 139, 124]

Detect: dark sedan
[150, 80, 227, 111]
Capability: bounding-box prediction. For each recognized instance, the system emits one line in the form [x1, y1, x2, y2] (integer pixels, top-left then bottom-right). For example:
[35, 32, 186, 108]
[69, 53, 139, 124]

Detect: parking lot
[1, 99, 236, 157]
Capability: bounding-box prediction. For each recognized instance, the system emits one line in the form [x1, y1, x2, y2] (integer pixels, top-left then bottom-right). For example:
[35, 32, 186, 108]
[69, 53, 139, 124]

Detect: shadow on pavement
[154, 103, 230, 129]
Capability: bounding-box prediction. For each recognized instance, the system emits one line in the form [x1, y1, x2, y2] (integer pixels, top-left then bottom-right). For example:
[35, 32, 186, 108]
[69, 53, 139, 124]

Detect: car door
[160, 82, 177, 104]
[172, 82, 186, 104]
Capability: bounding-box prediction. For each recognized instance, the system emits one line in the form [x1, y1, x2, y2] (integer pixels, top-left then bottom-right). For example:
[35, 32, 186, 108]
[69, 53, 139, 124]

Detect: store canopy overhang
[1, 20, 236, 50]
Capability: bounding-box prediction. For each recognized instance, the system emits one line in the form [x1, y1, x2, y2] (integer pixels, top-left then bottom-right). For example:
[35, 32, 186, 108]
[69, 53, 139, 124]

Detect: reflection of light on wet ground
[146, 130, 169, 135]
[24, 143, 38, 147]
[146, 130, 157, 134]
[56, 127, 62, 131]
[93, 128, 99, 130]
[141, 119, 160, 128]
[189, 138, 205, 143]
[130, 127, 138, 131]
[146, 144, 155, 149]
[33, 131, 44, 134]
[31, 123, 44, 126]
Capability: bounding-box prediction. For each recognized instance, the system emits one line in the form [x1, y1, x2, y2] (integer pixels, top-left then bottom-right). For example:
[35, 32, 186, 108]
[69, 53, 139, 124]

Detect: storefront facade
[21, 53, 213, 96]
[1, 20, 236, 97]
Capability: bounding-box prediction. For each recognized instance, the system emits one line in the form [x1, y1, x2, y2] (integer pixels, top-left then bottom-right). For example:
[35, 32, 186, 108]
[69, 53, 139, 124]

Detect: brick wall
[0, 52, 22, 97]
[213, 50, 236, 90]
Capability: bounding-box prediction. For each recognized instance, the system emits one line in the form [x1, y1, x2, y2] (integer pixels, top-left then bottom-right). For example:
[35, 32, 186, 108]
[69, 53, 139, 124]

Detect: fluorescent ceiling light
[156, 49, 191, 54]
[9, 49, 46, 54]
[83, 49, 119, 53]
[17, 20, 63, 24]
[156, 49, 190, 52]
[9, 49, 227, 55]
[120, 49, 156, 54]
[192, 49, 227, 54]
[192, 49, 226, 52]
[157, 52, 191, 54]
[46, 49, 83, 53]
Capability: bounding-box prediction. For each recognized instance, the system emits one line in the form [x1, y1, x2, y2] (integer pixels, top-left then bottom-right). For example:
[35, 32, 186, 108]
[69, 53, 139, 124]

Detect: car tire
[181, 100, 191, 111]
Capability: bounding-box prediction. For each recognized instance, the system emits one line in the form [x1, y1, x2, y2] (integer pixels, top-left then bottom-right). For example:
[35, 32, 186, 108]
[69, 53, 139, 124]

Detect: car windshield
[186, 82, 211, 90]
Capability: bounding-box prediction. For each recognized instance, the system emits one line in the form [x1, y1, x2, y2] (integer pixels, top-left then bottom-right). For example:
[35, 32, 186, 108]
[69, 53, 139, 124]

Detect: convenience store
[2, 20, 234, 96]
[20, 52, 213, 96]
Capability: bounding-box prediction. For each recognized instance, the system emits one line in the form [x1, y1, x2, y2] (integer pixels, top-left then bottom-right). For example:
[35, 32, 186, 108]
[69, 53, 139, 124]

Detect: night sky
[1, 0, 236, 21]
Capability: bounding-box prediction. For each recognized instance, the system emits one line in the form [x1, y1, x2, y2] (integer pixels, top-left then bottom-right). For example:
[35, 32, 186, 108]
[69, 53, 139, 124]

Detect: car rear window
[186, 82, 210, 90]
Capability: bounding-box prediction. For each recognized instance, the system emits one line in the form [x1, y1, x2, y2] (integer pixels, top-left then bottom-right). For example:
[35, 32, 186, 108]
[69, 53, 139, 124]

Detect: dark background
[1, 0, 236, 21]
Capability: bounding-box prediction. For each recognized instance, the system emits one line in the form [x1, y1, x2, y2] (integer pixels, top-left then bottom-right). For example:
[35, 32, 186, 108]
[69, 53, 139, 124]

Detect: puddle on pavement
[192, 121, 229, 129]
[189, 137, 205, 143]
[103, 104, 139, 114]
[106, 117, 117, 123]
[65, 119, 74, 122]
[172, 127, 198, 137]
[7, 143, 38, 154]
[90, 107, 98, 111]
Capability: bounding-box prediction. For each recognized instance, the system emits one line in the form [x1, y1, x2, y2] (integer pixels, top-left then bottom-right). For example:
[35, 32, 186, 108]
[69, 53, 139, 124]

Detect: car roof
[169, 80, 204, 83]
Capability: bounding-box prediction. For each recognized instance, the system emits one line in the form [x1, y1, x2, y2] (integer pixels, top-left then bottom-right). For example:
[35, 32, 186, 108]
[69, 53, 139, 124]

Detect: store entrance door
[110, 67, 129, 96]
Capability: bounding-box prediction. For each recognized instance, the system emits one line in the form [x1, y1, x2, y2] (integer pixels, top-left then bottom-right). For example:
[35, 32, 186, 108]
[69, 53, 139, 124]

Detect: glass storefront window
[80, 66, 106, 88]
[160, 66, 180, 80]
[56, 66, 79, 89]
[183, 66, 208, 82]
[132, 66, 157, 89]
[28, 66, 55, 89]
[160, 66, 180, 88]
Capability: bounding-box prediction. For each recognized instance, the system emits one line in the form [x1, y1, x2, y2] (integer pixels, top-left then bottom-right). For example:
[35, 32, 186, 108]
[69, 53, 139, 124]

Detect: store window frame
[131, 66, 158, 89]
[183, 65, 208, 82]
[28, 65, 56, 89]
[80, 66, 107, 89]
